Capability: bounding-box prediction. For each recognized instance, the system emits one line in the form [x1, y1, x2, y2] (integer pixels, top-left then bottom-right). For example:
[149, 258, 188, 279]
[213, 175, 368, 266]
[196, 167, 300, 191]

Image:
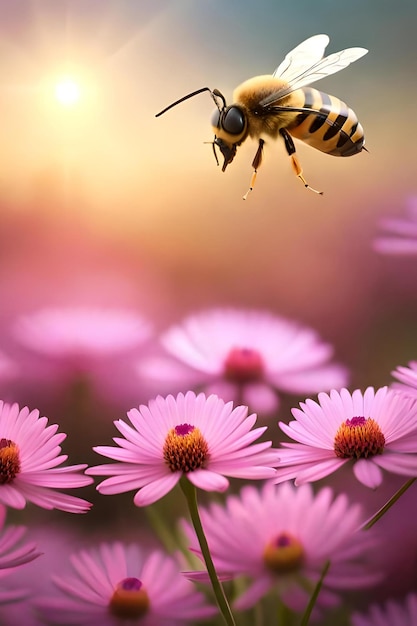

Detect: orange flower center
[109, 577, 149, 619]
[334, 416, 385, 459]
[263, 532, 304, 574]
[0, 438, 20, 484]
[163, 424, 209, 473]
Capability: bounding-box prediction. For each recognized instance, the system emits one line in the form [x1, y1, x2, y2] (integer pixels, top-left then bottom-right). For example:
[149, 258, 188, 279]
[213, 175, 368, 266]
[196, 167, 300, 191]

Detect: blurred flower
[373, 197, 417, 255]
[36, 542, 216, 625]
[138, 307, 347, 415]
[13, 307, 152, 359]
[14, 307, 151, 366]
[87, 391, 278, 506]
[273, 387, 417, 489]
[0, 503, 41, 606]
[11, 306, 153, 407]
[0, 572, 31, 605]
[0, 504, 40, 570]
[391, 361, 417, 399]
[0, 351, 18, 383]
[0, 351, 18, 404]
[183, 482, 381, 613]
[0, 522, 82, 626]
[0, 401, 92, 512]
[352, 593, 417, 626]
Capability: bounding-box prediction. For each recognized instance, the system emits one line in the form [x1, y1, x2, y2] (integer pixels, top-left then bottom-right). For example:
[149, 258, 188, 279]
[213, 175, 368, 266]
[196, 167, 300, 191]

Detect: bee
[156, 34, 368, 199]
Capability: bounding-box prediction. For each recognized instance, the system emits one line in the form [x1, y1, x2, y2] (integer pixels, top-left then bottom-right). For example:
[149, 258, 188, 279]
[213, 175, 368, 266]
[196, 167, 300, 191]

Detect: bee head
[212, 137, 237, 171]
[211, 105, 247, 171]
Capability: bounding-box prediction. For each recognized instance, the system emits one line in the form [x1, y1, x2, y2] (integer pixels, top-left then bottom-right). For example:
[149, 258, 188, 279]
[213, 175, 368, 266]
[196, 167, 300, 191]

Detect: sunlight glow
[54, 77, 81, 106]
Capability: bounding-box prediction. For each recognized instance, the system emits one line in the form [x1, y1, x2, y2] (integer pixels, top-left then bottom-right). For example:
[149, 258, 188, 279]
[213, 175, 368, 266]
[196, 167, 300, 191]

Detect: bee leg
[243, 138, 265, 200]
[279, 129, 323, 195]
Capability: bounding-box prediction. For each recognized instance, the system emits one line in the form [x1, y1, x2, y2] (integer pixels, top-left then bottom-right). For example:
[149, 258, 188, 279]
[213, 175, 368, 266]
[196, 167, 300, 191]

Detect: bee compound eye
[222, 106, 245, 135]
[211, 109, 221, 128]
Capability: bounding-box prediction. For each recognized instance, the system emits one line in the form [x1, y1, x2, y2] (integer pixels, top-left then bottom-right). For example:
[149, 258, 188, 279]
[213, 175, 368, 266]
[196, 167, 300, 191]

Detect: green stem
[361, 477, 416, 530]
[180, 477, 236, 626]
[253, 601, 263, 626]
[277, 601, 294, 626]
[300, 560, 330, 626]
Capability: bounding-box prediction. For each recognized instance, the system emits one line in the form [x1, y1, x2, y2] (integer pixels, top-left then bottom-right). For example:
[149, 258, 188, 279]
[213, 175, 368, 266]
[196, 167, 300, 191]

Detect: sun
[54, 77, 81, 106]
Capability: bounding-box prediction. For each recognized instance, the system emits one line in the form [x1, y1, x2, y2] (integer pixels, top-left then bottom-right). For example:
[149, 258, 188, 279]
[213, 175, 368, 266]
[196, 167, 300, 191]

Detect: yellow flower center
[334, 416, 385, 459]
[0, 438, 20, 484]
[163, 424, 209, 473]
[109, 577, 150, 619]
[224, 347, 264, 383]
[263, 532, 304, 574]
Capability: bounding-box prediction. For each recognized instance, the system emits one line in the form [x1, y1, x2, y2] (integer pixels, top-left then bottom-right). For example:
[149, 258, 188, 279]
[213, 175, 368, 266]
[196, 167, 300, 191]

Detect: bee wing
[260, 36, 368, 107]
[272, 34, 330, 81]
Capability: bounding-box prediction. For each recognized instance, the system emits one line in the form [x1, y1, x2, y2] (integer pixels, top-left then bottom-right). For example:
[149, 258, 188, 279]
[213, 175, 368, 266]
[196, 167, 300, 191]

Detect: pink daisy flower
[0, 401, 92, 512]
[0, 504, 40, 571]
[391, 361, 417, 399]
[373, 197, 417, 255]
[182, 482, 381, 613]
[0, 523, 83, 626]
[274, 387, 417, 489]
[0, 503, 41, 606]
[36, 542, 216, 625]
[13, 307, 152, 359]
[12, 306, 153, 406]
[352, 593, 417, 626]
[139, 308, 347, 415]
[87, 391, 278, 506]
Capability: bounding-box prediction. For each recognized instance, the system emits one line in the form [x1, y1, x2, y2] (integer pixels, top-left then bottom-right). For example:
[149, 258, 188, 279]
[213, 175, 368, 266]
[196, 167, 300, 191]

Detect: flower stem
[180, 477, 236, 626]
[300, 560, 330, 626]
[361, 477, 416, 530]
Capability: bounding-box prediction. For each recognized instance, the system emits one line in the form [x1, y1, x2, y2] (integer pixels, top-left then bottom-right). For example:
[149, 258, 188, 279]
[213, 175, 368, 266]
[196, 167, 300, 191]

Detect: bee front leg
[279, 129, 323, 195]
[243, 139, 265, 200]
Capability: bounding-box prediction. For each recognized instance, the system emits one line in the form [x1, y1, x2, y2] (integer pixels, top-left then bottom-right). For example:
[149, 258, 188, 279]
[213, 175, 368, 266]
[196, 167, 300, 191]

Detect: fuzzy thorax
[232, 75, 303, 139]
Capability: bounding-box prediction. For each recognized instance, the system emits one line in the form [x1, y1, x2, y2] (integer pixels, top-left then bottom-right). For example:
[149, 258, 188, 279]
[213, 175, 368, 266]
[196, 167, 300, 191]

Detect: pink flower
[373, 197, 417, 255]
[183, 482, 381, 613]
[13, 307, 152, 359]
[0, 351, 18, 384]
[0, 401, 92, 512]
[36, 542, 216, 625]
[138, 308, 347, 415]
[0, 506, 39, 574]
[0, 503, 41, 606]
[87, 391, 278, 506]
[352, 593, 417, 626]
[12, 306, 153, 406]
[391, 361, 417, 399]
[0, 504, 40, 571]
[274, 387, 417, 489]
[0, 523, 83, 626]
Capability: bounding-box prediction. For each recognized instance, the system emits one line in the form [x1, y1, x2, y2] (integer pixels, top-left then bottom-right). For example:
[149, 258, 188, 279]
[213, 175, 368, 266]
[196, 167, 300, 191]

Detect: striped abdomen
[287, 87, 364, 156]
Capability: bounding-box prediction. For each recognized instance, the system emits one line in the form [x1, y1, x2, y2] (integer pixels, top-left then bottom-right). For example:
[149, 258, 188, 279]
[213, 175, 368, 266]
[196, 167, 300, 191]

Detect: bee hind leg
[279, 129, 323, 195]
[243, 139, 265, 200]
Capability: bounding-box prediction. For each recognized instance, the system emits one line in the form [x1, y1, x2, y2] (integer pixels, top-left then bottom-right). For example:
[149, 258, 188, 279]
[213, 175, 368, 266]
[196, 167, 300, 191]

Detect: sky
[0, 0, 416, 384]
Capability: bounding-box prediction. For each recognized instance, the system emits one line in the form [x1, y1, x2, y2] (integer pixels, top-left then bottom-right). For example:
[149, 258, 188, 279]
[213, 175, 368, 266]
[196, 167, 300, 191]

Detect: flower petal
[186, 469, 229, 492]
[133, 473, 181, 507]
[353, 459, 383, 489]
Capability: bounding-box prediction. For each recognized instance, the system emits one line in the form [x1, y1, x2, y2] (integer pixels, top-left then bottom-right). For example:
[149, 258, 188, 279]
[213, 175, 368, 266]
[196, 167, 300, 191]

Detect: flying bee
[156, 34, 368, 199]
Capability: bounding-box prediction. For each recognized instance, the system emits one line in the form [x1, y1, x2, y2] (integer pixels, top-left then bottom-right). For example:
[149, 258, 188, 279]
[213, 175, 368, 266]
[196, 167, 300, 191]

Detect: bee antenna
[155, 87, 224, 117]
[211, 88, 226, 110]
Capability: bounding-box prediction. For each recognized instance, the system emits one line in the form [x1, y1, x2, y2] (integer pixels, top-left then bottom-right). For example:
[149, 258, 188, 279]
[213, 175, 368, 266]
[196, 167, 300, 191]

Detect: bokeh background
[1, 0, 417, 622]
[1, 0, 416, 381]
